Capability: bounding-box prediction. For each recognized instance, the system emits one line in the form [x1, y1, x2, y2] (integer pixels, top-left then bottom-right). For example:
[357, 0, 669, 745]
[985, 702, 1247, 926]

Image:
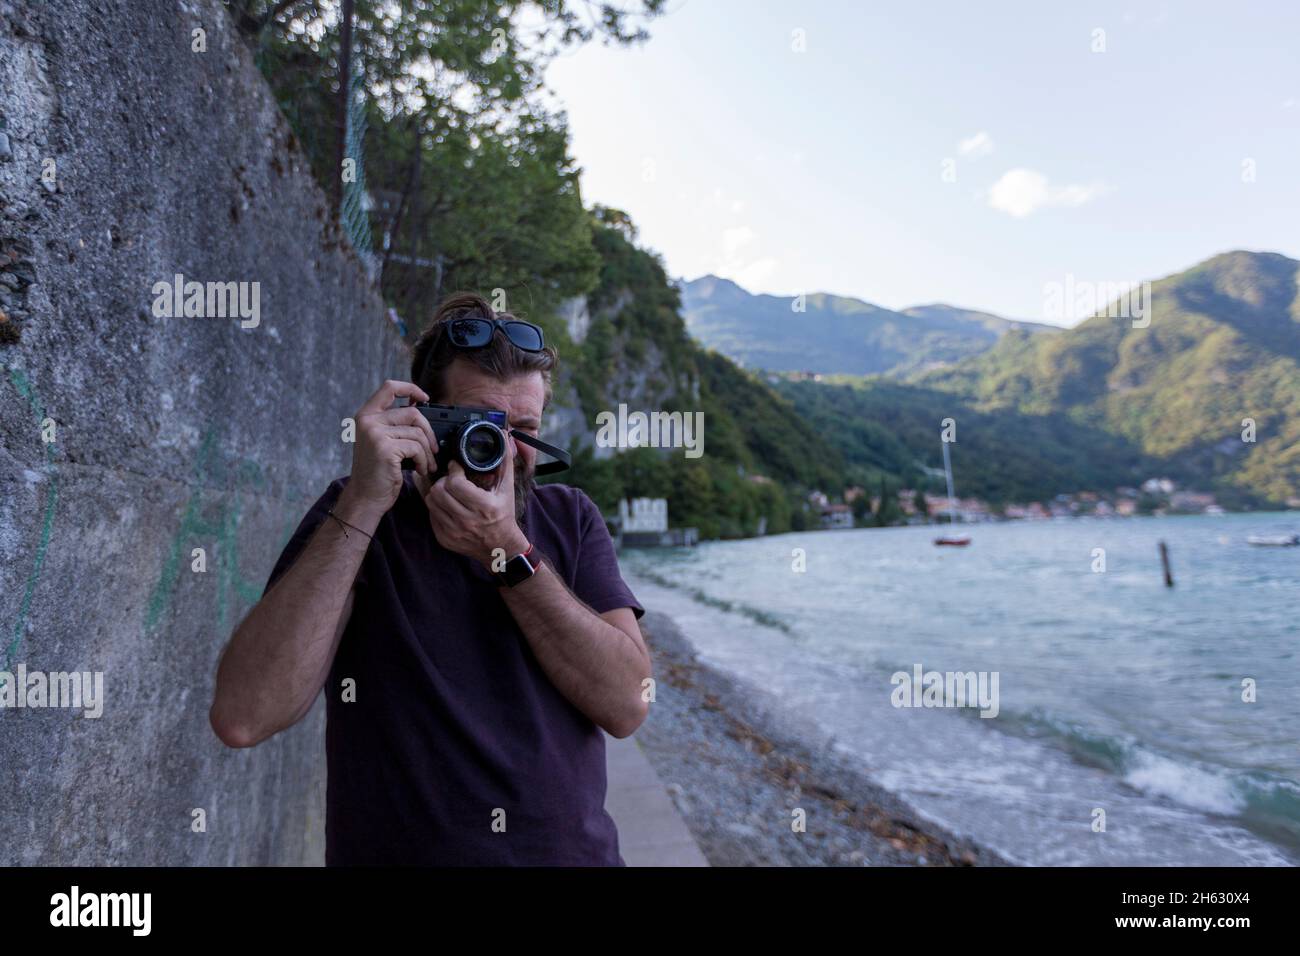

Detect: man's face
[438, 359, 546, 522]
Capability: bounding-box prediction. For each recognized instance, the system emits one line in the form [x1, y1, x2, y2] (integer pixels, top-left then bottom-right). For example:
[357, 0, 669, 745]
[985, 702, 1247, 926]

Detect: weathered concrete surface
[0, 0, 406, 864]
[604, 733, 709, 867]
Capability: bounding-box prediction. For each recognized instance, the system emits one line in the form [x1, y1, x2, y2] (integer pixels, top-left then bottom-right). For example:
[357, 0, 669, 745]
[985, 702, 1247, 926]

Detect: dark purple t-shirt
[263, 473, 645, 866]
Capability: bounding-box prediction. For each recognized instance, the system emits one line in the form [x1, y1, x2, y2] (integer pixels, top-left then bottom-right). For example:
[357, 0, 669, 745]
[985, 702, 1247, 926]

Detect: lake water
[620, 513, 1300, 866]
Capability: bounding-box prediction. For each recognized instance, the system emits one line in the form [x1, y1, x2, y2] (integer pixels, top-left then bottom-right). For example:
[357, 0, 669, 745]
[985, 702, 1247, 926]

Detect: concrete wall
[0, 0, 407, 864]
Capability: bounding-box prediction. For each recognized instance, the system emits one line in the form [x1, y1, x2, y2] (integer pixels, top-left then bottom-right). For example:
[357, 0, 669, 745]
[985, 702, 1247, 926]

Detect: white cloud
[710, 188, 748, 214]
[714, 226, 778, 290]
[721, 226, 756, 257]
[732, 257, 779, 289]
[987, 168, 1109, 217]
[958, 131, 994, 160]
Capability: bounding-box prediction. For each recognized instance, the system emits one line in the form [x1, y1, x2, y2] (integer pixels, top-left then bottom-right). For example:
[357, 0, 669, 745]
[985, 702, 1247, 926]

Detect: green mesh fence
[340, 57, 373, 259]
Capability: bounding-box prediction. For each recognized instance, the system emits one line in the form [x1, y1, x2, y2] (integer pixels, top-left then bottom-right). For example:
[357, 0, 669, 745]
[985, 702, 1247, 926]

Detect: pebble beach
[632, 610, 1005, 867]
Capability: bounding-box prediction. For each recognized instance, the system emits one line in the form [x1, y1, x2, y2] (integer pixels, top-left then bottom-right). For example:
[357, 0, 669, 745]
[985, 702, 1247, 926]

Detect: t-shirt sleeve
[263, 478, 353, 596]
[571, 489, 645, 620]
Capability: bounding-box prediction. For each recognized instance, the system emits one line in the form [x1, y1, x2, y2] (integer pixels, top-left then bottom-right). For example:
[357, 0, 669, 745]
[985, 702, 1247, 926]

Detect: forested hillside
[922, 251, 1300, 506]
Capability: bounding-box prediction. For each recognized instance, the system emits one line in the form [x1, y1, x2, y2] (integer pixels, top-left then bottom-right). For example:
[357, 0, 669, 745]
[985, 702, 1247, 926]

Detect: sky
[543, 0, 1300, 325]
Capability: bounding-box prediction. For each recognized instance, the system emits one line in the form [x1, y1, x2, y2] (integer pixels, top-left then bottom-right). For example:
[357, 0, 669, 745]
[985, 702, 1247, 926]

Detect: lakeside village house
[808, 476, 1232, 529]
[609, 497, 700, 548]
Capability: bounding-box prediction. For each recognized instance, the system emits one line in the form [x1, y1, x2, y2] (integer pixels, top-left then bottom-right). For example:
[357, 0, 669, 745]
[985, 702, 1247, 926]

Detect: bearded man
[209, 292, 649, 866]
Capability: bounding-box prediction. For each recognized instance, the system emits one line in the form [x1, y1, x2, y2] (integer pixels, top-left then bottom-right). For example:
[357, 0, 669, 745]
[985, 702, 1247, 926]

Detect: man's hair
[410, 292, 558, 406]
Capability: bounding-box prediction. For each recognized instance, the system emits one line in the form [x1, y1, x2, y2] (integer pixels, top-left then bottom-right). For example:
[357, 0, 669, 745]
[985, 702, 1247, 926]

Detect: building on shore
[613, 497, 699, 548]
[819, 502, 854, 530]
[1169, 490, 1219, 513]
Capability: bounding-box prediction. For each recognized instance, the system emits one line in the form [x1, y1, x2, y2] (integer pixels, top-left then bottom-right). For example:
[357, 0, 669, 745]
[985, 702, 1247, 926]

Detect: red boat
[934, 535, 972, 547]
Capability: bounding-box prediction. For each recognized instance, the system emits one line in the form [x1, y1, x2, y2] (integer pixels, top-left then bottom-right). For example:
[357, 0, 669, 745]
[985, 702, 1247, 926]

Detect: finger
[428, 475, 477, 523]
[443, 460, 494, 510]
[383, 424, 430, 444]
[380, 406, 441, 454]
[358, 379, 429, 417]
[424, 491, 450, 531]
[496, 436, 516, 492]
[411, 470, 432, 501]
[387, 437, 430, 476]
[383, 425, 435, 465]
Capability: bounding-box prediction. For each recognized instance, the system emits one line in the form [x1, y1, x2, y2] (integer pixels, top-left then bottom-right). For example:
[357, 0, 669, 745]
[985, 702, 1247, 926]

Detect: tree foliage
[229, 0, 664, 333]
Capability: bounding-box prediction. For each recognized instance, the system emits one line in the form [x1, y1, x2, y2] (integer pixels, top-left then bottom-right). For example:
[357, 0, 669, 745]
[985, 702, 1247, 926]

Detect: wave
[629, 564, 1298, 863]
[630, 566, 796, 635]
[990, 707, 1300, 852]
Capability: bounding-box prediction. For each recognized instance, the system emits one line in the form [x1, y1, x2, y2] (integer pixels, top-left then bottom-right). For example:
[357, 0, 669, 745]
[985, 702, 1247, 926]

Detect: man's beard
[513, 454, 536, 525]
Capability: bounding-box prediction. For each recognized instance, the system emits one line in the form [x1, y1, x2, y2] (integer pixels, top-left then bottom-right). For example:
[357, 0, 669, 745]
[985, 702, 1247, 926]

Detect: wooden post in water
[1159, 540, 1174, 588]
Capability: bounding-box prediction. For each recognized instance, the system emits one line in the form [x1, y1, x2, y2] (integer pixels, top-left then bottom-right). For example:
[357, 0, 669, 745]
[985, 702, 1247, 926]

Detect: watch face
[501, 551, 536, 587]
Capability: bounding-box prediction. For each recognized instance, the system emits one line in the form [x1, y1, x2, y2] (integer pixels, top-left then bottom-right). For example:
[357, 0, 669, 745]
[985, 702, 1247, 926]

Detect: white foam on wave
[1123, 751, 1246, 816]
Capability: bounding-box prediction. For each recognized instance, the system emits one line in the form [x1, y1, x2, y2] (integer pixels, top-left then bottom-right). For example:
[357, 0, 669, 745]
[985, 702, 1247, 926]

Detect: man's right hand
[336, 379, 440, 528]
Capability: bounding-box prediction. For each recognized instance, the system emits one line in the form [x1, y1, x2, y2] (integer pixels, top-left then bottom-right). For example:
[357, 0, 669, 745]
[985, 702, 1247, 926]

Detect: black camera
[403, 402, 509, 477]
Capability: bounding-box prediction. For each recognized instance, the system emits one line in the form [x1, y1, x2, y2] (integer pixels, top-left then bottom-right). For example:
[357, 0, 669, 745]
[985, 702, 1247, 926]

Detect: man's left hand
[423, 443, 528, 570]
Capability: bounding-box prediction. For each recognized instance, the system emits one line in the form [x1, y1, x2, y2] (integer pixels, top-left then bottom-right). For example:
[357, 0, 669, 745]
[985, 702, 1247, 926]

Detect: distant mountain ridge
[694, 250, 1299, 506]
[678, 274, 1057, 377]
[922, 250, 1300, 504]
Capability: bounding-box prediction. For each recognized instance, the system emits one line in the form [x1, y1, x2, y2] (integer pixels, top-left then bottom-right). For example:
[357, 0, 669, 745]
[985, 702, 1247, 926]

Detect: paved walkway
[604, 734, 710, 866]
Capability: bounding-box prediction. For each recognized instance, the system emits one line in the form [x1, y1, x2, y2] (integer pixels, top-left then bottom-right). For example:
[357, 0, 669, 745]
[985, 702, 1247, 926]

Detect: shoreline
[632, 608, 1008, 867]
[629, 508, 1300, 549]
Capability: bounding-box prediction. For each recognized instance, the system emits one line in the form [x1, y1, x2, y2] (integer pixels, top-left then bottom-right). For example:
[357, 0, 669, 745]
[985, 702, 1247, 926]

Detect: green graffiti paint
[143, 427, 269, 634]
[4, 368, 60, 673]
[143, 429, 216, 632]
[3, 368, 311, 676]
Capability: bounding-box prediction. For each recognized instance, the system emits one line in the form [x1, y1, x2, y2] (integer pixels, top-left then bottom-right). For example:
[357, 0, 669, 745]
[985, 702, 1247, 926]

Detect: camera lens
[459, 421, 506, 472]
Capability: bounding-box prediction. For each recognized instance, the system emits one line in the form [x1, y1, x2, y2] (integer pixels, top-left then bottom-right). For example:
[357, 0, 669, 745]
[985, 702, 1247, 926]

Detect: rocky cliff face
[543, 286, 700, 462]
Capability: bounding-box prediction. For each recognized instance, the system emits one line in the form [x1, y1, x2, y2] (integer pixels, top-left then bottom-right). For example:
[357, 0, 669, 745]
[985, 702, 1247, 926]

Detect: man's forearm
[498, 562, 650, 737]
[209, 491, 375, 747]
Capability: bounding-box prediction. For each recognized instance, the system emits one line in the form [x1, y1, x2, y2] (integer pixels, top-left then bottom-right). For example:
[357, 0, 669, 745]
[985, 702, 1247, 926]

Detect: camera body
[405, 402, 509, 478]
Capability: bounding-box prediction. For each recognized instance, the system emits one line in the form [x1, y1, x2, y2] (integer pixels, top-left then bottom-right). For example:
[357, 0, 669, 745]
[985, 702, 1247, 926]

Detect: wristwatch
[494, 542, 539, 588]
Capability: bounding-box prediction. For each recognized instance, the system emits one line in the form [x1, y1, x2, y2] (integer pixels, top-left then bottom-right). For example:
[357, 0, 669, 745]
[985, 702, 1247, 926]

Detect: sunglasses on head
[446, 316, 545, 352]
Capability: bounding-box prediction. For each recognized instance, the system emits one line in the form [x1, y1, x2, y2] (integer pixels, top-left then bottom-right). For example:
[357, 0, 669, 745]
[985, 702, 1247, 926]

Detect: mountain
[774, 376, 1151, 505]
[678, 274, 1057, 377]
[920, 250, 1300, 505]
[541, 216, 853, 538]
[549, 234, 1297, 532]
[900, 303, 1053, 337]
